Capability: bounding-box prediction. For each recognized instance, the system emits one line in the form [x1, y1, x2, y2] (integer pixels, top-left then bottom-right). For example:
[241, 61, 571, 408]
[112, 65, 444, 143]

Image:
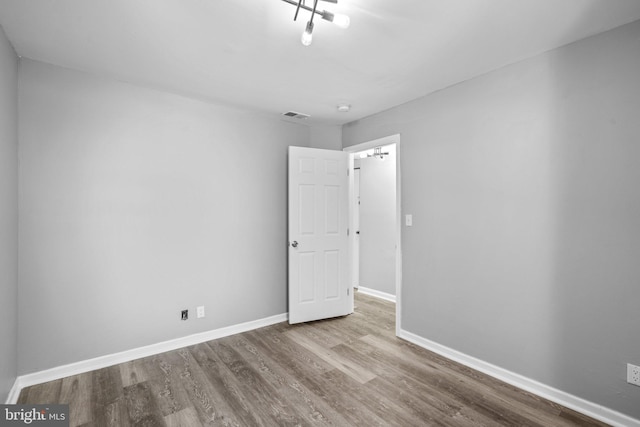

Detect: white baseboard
[399, 329, 640, 427]
[8, 312, 288, 403]
[357, 286, 396, 303]
[5, 378, 21, 404]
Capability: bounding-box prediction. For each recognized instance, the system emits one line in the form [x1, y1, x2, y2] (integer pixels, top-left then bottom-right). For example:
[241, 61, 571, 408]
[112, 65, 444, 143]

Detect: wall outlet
[197, 306, 205, 318]
[181, 309, 188, 321]
[628, 363, 640, 386]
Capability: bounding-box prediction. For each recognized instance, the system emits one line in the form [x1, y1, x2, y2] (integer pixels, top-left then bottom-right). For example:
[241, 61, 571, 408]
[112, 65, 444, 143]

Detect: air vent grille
[282, 111, 310, 119]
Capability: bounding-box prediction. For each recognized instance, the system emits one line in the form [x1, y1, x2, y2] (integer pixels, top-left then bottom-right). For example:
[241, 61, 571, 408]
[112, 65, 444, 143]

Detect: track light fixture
[281, 0, 350, 46]
[359, 146, 389, 160]
[301, 21, 314, 46]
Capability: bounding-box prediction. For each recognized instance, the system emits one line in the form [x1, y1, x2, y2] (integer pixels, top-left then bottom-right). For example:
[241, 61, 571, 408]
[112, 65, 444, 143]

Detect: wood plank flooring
[18, 292, 609, 426]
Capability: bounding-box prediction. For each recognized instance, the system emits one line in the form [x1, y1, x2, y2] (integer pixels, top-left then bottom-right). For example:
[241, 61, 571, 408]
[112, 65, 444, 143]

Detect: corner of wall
[309, 124, 342, 151]
[0, 21, 20, 404]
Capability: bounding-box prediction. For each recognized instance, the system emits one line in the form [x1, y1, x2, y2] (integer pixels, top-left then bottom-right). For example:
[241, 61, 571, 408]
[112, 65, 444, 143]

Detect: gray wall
[0, 25, 19, 402]
[309, 125, 342, 151]
[359, 144, 396, 295]
[343, 20, 640, 419]
[18, 59, 310, 374]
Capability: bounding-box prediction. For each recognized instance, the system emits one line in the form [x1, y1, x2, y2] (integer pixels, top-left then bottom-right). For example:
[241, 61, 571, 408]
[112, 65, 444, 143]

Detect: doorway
[344, 134, 401, 335]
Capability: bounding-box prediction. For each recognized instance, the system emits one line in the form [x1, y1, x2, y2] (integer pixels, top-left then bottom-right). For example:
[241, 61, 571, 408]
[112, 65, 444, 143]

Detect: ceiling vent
[282, 111, 310, 120]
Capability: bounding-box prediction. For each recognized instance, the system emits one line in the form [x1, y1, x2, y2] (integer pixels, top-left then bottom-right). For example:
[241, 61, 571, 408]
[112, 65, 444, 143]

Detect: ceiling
[1, 0, 640, 125]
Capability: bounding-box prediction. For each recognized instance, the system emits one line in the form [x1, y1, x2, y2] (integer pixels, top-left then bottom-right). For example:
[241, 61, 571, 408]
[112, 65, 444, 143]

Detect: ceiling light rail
[280, 0, 350, 46]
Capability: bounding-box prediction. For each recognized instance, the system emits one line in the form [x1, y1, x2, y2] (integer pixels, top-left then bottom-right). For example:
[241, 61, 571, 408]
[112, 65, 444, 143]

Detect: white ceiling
[1, 0, 640, 125]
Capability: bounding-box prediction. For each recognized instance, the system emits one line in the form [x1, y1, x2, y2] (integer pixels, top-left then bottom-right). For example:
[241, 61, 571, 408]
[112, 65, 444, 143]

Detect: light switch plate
[406, 214, 413, 226]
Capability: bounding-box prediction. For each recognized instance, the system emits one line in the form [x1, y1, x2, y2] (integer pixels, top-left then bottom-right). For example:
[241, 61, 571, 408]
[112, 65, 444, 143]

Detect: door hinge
[347, 168, 350, 176]
[347, 228, 349, 236]
[347, 288, 350, 296]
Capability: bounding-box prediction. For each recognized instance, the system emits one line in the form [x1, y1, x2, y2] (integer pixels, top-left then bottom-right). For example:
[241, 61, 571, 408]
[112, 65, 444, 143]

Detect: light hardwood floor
[18, 292, 609, 426]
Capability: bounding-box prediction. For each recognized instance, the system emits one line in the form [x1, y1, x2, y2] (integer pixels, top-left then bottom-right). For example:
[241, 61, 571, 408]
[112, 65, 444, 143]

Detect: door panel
[288, 146, 351, 324]
[299, 185, 315, 234]
[325, 186, 340, 234]
[324, 250, 340, 299]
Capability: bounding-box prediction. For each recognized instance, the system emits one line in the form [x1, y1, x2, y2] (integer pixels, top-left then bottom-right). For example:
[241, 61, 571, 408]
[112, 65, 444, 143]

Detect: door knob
[291, 241, 298, 248]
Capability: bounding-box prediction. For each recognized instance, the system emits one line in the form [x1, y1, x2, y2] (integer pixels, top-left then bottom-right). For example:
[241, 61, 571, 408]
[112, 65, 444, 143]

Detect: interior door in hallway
[288, 146, 352, 324]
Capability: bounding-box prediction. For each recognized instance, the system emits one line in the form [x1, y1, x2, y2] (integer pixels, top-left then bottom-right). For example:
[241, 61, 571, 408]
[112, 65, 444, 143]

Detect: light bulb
[332, 14, 350, 29]
[301, 30, 313, 46]
[301, 21, 314, 46]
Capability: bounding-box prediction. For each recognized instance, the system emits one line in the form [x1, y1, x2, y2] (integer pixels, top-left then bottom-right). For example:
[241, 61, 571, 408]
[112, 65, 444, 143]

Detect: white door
[288, 146, 352, 324]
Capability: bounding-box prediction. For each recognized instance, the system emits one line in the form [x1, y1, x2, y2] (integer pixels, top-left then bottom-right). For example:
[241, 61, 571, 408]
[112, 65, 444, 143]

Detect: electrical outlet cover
[197, 306, 205, 318]
[628, 363, 640, 386]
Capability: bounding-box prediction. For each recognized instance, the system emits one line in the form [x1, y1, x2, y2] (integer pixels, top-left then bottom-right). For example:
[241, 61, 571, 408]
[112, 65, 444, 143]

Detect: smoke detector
[337, 104, 351, 113]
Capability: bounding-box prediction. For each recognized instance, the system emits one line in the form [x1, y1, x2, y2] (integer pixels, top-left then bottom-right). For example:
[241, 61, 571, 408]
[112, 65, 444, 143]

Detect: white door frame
[352, 168, 360, 290]
[343, 134, 402, 336]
